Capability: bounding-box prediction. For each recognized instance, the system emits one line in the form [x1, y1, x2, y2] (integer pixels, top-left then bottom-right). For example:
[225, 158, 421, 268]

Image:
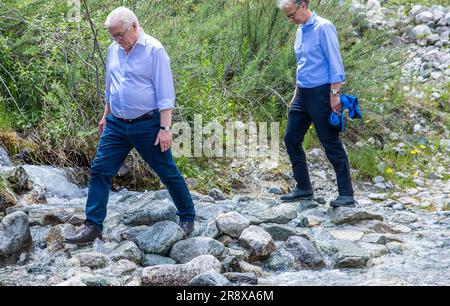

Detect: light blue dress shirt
[105, 29, 175, 119]
[294, 12, 345, 88]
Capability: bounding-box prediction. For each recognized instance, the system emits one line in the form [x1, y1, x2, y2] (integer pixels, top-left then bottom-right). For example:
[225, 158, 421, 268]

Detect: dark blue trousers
[85, 112, 195, 230]
[284, 84, 354, 196]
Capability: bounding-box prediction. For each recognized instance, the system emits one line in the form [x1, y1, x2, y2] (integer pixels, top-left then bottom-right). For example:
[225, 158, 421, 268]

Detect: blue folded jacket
[329, 94, 362, 133]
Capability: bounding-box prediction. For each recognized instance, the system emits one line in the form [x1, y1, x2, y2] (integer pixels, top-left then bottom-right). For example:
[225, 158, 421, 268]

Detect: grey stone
[329, 207, 384, 225]
[75, 252, 109, 269]
[122, 197, 178, 226]
[142, 254, 176, 267]
[236, 200, 297, 225]
[412, 25, 432, 39]
[0, 211, 32, 266]
[358, 242, 388, 258]
[260, 223, 297, 241]
[169, 237, 225, 264]
[215, 212, 250, 238]
[188, 271, 231, 286]
[415, 11, 434, 24]
[332, 240, 370, 269]
[120, 225, 150, 244]
[284, 236, 325, 269]
[141, 255, 221, 286]
[110, 241, 143, 264]
[189, 220, 220, 239]
[135, 221, 185, 255]
[268, 186, 283, 195]
[104, 259, 138, 276]
[239, 225, 276, 259]
[391, 211, 418, 224]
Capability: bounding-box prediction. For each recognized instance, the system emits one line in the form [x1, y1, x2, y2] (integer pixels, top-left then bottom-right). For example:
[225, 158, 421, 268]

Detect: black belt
[114, 110, 158, 123]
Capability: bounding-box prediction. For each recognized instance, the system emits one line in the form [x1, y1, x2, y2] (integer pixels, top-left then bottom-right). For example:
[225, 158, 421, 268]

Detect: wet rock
[215, 212, 250, 238]
[75, 252, 109, 270]
[169, 237, 225, 264]
[188, 271, 231, 286]
[223, 272, 257, 285]
[220, 247, 248, 272]
[0, 211, 32, 266]
[142, 254, 176, 267]
[135, 221, 185, 255]
[80, 274, 121, 286]
[110, 241, 143, 264]
[141, 255, 221, 286]
[122, 198, 177, 226]
[42, 209, 73, 226]
[6, 167, 32, 195]
[238, 261, 264, 276]
[387, 242, 406, 254]
[264, 246, 298, 271]
[332, 240, 370, 269]
[329, 207, 384, 225]
[260, 223, 297, 241]
[239, 226, 276, 260]
[284, 236, 325, 269]
[358, 242, 389, 258]
[0, 146, 12, 166]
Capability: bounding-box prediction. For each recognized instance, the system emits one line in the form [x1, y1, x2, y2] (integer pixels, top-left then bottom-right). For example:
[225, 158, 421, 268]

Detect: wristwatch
[331, 89, 340, 95]
[160, 126, 171, 132]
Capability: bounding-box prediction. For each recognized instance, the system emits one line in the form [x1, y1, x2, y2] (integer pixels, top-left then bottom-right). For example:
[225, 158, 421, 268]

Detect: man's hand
[98, 116, 107, 135]
[330, 95, 342, 113]
[155, 130, 172, 152]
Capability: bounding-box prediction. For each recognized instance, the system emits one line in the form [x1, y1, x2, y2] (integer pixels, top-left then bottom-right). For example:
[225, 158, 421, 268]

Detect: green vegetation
[0, 0, 448, 192]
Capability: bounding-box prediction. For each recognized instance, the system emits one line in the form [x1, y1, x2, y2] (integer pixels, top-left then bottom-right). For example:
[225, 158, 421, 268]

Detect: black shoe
[330, 195, 356, 208]
[280, 188, 314, 202]
[64, 223, 103, 245]
[179, 221, 195, 236]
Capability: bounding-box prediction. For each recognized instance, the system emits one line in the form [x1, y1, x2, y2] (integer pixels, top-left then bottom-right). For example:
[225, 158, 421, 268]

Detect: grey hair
[105, 7, 139, 28]
[276, 0, 309, 9]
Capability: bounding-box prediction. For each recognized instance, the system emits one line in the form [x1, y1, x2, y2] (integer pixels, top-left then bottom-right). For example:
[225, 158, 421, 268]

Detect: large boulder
[141, 255, 221, 286]
[284, 236, 325, 269]
[239, 225, 276, 260]
[215, 212, 250, 238]
[122, 197, 178, 226]
[0, 211, 32, 266]
[169, 237, 225, 264]
[328, 207, 384, 225]
[135, 221, 185, 255]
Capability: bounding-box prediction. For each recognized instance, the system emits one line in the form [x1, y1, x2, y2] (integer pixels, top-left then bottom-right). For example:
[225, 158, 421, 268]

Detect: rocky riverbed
[1, 143, 449, 286]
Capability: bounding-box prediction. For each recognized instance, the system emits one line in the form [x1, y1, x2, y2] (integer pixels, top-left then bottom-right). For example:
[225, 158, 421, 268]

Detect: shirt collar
[301, 12, 317, 30]
[135, 28, 146, 46]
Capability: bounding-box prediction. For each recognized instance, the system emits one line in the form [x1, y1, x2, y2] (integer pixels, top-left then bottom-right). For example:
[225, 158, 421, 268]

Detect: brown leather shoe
[64, 224, 102, 245]
[179, 221, 194, 236]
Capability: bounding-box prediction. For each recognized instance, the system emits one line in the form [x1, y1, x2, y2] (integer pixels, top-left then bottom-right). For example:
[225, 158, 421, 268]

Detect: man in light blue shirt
[65, 7, 195, 245]
[277, 0, 355, 207]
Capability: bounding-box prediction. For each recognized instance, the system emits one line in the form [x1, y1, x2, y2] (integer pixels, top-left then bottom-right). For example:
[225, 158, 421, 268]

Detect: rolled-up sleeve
[152, 48, 175, 110]
[319, 23, 345, 84]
